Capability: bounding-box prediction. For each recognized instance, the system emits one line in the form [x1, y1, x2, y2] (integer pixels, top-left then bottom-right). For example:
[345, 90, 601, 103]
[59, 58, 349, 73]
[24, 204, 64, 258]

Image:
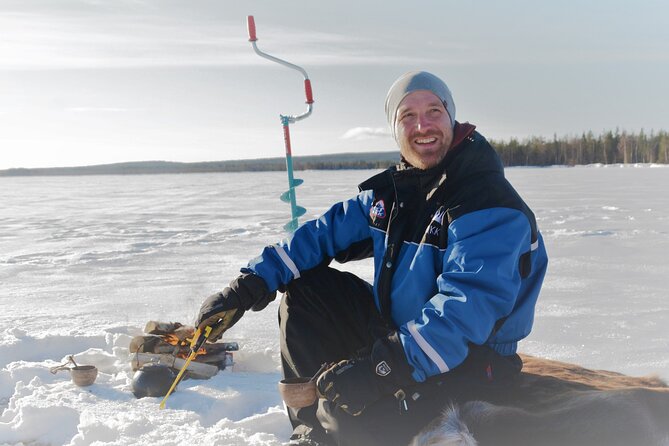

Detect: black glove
[195, 273, 276, 341]
[316, 333, 415, 416]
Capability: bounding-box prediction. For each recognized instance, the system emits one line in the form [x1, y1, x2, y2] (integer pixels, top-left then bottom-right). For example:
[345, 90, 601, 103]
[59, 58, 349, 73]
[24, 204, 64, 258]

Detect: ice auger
[247, 15, 314, 232]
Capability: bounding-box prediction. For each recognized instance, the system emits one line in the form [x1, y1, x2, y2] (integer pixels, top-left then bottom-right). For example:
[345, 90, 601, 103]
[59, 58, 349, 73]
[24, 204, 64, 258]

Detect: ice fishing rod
[159, 325, 212, 410]
[247, 15, 314, 232]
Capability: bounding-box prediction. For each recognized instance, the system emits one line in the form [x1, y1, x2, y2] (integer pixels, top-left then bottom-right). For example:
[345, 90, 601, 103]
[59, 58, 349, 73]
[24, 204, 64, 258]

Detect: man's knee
[282, 265, 373, 315]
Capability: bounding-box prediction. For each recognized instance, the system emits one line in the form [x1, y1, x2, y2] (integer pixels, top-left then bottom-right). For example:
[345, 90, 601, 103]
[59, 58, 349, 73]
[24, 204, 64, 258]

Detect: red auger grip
[305, 79, 314, 104]
[247, 16, 257, 42]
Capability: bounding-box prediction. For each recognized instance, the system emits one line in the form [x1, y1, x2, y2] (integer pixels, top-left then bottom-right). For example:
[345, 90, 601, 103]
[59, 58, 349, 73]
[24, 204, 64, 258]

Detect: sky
[1, 0, 668, 170]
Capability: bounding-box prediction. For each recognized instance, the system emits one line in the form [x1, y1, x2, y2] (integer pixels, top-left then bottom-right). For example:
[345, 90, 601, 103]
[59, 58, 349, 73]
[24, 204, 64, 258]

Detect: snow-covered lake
[1, 166, 668, 445]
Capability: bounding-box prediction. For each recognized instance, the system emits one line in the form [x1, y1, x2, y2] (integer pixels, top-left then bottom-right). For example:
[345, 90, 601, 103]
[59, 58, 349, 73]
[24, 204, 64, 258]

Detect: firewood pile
[129, 321, 238, 379]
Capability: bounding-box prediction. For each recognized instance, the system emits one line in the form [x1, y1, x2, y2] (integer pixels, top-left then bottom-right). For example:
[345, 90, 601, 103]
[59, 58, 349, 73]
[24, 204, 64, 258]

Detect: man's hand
[316, 333, 415, 416]
[316, 357, 382, 416]
[195, 273, 276, 341]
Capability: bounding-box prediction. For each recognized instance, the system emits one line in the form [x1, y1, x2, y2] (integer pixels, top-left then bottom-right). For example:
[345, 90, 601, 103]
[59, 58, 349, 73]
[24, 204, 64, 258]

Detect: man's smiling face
[395, 90, 454, 169]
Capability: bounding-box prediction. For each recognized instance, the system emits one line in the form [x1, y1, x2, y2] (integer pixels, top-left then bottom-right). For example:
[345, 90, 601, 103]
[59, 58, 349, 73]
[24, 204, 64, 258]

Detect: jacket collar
[359, 121, 479, 192]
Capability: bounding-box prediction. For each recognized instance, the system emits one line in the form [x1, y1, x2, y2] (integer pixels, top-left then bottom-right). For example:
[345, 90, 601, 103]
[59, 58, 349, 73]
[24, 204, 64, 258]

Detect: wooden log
[130, 352, 218, 379]
[205, 341, 240, 353]
[129, 335, 179, 354]
[172, 326, 195, 341]
[144, 321, 184, 335]
[143, 321, 195, 341]
[130, 336, 239, 355]
[197, 352, 235, 370]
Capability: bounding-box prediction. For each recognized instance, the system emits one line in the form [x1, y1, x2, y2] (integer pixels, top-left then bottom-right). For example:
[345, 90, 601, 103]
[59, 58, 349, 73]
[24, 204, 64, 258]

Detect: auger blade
[280, 190, 292, 203]
[283, 219, 298, 232]
[294, 206, 307, 218]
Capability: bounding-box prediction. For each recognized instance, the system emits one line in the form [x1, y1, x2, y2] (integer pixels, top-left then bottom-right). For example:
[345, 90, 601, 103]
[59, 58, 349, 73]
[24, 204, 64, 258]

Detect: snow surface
[1, 166, 668, 445]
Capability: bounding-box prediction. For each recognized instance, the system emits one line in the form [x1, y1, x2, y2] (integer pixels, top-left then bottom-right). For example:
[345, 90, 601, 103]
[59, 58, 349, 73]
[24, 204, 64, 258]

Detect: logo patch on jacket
[375, 360, 391, 377]
[370, 200, 386, 219]
[422, 207, 447, 246]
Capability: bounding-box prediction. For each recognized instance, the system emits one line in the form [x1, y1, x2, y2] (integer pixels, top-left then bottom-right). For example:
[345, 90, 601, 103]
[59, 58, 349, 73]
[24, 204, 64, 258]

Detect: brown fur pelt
[410, 355, 669, 446]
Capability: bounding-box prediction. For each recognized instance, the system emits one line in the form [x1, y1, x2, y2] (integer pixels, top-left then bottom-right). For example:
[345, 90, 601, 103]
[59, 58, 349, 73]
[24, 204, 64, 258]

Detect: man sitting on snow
[195, 71, 548, 446]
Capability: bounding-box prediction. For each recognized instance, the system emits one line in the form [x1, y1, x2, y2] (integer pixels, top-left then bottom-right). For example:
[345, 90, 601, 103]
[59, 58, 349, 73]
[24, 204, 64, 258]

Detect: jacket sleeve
[242, 190, 374, 292]
[398, 207, 532, 381]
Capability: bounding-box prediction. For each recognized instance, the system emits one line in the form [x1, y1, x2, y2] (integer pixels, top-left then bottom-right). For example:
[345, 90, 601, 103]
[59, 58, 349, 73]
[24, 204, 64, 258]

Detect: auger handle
[246, 15, 314, 119]
[247, 15, 257, 42]
[304, 79, 314, 104]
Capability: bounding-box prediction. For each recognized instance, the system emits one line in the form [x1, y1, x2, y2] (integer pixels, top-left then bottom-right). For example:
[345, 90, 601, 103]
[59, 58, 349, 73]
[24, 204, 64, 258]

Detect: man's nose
[416, 114, 429, 131]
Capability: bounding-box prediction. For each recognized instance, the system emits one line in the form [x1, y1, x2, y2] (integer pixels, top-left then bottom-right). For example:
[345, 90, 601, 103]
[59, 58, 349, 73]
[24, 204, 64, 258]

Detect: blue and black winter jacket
[244, 123, 548, 382]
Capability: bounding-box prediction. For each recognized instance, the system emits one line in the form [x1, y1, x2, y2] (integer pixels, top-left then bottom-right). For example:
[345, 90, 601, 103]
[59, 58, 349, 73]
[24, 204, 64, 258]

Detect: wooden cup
[278, 377, 317, 408]
[70, 365, 98, 387]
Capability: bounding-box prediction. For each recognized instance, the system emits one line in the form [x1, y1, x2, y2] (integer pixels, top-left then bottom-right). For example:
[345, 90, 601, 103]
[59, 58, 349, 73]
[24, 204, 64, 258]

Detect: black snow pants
[279, 264, 523, 446]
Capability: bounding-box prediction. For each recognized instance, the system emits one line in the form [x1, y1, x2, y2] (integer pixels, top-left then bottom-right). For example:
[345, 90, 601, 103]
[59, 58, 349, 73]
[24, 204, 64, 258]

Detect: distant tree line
[491, 129, 669, 166]
[2, 130, 667, 177]
[0, 153, 401, 176]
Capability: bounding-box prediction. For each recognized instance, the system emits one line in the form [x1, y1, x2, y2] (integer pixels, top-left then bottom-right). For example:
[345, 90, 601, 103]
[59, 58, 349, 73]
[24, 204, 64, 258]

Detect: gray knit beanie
[385, 71, 456, 139]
